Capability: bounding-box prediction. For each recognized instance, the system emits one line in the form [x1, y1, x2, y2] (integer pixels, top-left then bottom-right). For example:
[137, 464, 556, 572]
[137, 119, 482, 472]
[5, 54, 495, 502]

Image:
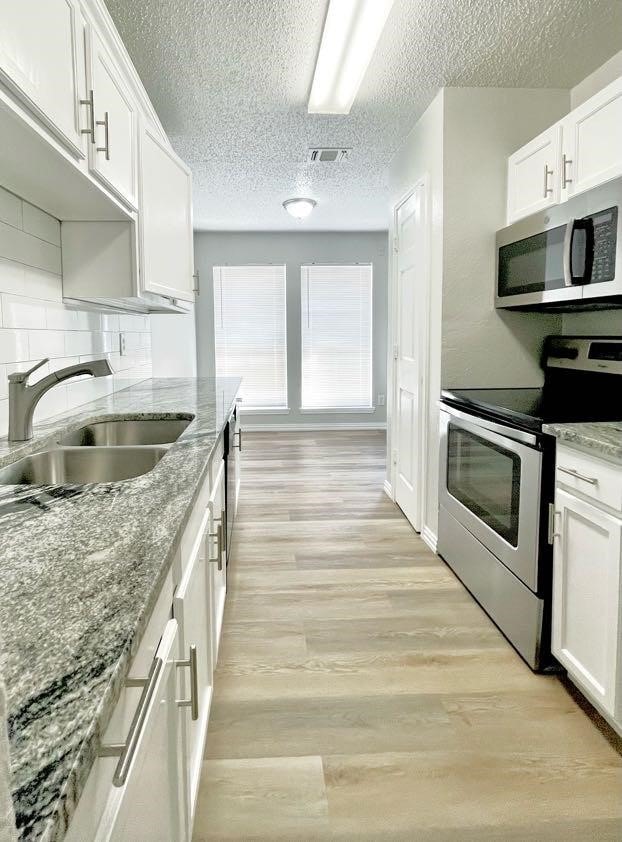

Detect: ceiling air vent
[308, 148, 351, 163]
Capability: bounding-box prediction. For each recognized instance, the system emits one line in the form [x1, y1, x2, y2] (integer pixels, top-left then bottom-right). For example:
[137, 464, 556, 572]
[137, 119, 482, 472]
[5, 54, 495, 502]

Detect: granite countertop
[0, 377, 241, 841]
[543, 421, 622, 462]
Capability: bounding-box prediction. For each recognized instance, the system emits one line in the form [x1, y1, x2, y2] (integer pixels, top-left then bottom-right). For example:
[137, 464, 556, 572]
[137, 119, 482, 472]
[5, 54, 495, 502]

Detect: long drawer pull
[233, 429, 243, 451]
[558, 466, 598, 485]
[99, 656, 163, 787]
[208, 520, 223, 570]
[176, 645, 199, 721]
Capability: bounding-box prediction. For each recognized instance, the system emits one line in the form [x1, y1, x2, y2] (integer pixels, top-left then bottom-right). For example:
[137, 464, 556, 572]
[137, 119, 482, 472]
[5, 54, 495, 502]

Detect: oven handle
[440, 403, 538, 447]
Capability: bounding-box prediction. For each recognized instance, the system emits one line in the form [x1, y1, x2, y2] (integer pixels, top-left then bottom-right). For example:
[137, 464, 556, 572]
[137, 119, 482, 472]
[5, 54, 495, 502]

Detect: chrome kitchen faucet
[7, 357, 113, 442]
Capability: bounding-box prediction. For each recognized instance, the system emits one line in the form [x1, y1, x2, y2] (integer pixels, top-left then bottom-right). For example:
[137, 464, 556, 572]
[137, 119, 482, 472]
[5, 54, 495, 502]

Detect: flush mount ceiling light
[308, 0, 395, 115]
[283, 198, 317, 219]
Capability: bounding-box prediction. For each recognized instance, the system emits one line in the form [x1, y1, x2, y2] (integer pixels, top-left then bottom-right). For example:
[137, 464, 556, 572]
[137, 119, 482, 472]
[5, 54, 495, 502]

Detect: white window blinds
[301, 264, 373, 410]
[213, 265, 288, 409]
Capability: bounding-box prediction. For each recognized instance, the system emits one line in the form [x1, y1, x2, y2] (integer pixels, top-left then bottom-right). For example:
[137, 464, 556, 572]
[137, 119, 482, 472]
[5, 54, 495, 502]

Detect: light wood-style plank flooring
[193, 431, 622, 841]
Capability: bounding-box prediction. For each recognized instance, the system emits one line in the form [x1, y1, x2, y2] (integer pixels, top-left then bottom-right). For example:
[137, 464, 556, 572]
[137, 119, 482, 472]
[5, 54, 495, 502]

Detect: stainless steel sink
[59, 418, 191, 447]
[0, 446, 167, 486]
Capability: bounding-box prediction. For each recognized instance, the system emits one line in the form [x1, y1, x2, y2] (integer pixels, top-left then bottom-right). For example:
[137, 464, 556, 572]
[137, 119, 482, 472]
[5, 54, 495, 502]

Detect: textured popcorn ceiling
[105, 0, 622, 231]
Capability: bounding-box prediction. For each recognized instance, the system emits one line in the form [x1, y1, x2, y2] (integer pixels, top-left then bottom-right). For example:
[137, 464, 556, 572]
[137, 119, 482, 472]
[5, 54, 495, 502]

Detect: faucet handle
[8, 358, 49, 384]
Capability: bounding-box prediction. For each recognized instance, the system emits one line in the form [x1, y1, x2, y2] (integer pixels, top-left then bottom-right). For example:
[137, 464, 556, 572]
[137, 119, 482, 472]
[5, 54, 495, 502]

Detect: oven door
[439, 407, 543, 591]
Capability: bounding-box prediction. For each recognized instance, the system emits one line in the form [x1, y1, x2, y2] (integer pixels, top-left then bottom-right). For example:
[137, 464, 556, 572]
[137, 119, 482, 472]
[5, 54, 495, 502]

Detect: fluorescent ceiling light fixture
[308, 0, 395, 115]
[283, 198, 317, 219]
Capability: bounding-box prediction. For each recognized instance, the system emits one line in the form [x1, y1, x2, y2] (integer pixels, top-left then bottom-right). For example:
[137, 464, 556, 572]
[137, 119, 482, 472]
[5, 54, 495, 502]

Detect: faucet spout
[7, 358, 114, 442]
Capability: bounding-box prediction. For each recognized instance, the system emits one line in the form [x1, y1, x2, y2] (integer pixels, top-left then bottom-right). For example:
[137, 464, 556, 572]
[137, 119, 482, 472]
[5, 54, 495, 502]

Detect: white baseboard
[421, 525, 438, 554]
[241, 422, 387, 432]
[383, 479, 393, 499]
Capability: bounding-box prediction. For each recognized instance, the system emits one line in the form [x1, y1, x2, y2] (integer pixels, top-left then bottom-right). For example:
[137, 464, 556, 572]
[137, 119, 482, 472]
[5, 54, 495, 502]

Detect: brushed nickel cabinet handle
[80, 89, 96, 143]
[99, 656, 163, 786]
[234, 429, 243, 451]
[176, 644, 199, 721]
[558, 466, 598, 485]
[562, 154, 573, 188]
[543, 163, 553, 197]
[209, 520, 223, 570]
[96, 111, 110, 160]
[193, 271, 200, 295]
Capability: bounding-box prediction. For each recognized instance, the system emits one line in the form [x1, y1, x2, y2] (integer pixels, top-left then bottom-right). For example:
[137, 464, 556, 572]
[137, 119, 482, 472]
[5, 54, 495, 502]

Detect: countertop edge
[543, 421, 622, 464]
[1, 378, 241, 842]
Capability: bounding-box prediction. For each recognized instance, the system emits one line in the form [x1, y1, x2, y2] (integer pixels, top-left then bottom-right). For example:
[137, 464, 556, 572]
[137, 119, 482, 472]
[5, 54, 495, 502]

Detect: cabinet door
[67, 620, 186, 842]
[208, 460, 227, 663]
[552, 489, 621, 717]
[0, 0, 85, 156]
[506, 125, 561, 224]
[174, 508, 213, 832]
[138, 122, 195, 302]
[562, 76, 622, 198]
[87, 28, 138, 208]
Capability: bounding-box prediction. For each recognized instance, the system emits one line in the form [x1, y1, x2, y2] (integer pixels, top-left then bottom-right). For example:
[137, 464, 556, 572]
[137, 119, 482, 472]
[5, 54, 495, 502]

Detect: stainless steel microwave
[496, 178, 622, 309]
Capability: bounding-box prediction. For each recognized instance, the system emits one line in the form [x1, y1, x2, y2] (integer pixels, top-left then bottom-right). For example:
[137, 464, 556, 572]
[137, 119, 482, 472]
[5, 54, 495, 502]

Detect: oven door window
[498, 224, 566, 296]
[446, 425, 521, 546]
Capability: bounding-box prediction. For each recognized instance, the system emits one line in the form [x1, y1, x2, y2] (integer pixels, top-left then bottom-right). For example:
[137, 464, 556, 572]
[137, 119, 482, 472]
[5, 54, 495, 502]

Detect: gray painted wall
[194, 231, 389, 427]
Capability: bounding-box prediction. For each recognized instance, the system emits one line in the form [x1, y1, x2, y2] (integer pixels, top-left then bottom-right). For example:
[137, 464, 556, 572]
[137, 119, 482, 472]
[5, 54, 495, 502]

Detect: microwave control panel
[589, 205, 617, 284]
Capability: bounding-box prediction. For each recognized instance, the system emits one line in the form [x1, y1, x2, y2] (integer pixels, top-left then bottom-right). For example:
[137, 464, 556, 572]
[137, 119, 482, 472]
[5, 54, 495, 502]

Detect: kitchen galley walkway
[193, 431, 622, 841]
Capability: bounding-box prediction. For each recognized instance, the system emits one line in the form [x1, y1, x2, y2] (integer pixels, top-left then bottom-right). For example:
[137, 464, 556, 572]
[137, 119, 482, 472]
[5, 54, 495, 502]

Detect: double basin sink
[0, 418, 192, 486]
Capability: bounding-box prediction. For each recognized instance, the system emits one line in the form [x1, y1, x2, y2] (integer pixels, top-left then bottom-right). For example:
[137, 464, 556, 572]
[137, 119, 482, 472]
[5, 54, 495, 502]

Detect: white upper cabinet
[0, 0, 85, 156]
[561, 76, 622, 200]
[506, 75, 622, 223]
[552, 488, 622, 719]
[86, 26, 138, 209]
[506, 125, 561, 224]
[138, 122, 195, 301]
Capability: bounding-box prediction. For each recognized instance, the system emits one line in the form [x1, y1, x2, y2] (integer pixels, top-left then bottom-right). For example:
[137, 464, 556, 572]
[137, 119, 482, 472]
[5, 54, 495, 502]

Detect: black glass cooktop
[441, 383, 622, 434]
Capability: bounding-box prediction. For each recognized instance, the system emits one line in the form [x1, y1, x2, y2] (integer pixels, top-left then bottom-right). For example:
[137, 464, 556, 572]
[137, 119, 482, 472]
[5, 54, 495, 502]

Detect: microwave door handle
[562, 219, 575, 286]
[563, 218, 595, 286]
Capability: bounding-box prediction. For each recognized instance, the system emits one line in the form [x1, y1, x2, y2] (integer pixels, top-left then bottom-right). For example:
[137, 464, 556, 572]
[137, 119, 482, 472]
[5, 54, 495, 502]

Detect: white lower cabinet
[208, 460, 227, 662]
[67, 425, 236, 840]
[174, 504, 213, 833]
[66, 620, 186, 842]
[552, 476, 622, 729]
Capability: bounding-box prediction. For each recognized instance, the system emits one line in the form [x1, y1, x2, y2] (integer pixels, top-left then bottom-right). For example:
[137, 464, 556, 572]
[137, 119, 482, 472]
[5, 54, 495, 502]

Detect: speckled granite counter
[0, 377, 241, 841]
[543, 421, 622, 462]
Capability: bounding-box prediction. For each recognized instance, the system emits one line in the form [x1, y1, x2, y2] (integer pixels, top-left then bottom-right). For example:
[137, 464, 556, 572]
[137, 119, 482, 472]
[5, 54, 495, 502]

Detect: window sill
[299, 406, 376, 414]
[239, 406, 291, 415]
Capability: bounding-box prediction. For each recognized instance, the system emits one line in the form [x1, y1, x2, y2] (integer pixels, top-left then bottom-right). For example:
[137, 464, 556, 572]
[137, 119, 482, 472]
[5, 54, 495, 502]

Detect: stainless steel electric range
[438, 335, 622, 671]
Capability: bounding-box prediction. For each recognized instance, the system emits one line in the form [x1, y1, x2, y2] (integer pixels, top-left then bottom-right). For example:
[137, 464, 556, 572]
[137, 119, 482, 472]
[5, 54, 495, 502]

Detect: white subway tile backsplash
[34, 383, 67, 423]
[0, 187, 153, 439]
[22, 202, 61, 247]
[0, 257, 25, 296]
[0, 328, 30, 363]
[23, 266, 63, 303]
[28, 329, 65, 360]
[0, 220, 61, 274]
[101, 313, 120, 332]
[119, 313, 149, 331]
[0, 187, 21, 229]
[1, 294, 47, 329]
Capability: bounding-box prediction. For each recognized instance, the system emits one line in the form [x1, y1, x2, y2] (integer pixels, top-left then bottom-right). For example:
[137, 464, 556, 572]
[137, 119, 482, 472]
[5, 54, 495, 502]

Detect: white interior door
[394, 182, 428, 532]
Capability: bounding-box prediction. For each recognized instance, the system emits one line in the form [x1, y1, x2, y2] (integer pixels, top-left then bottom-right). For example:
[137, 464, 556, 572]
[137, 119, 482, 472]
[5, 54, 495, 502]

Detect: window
[301, 264, 373, 410]
[213, 265, 288, 409]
